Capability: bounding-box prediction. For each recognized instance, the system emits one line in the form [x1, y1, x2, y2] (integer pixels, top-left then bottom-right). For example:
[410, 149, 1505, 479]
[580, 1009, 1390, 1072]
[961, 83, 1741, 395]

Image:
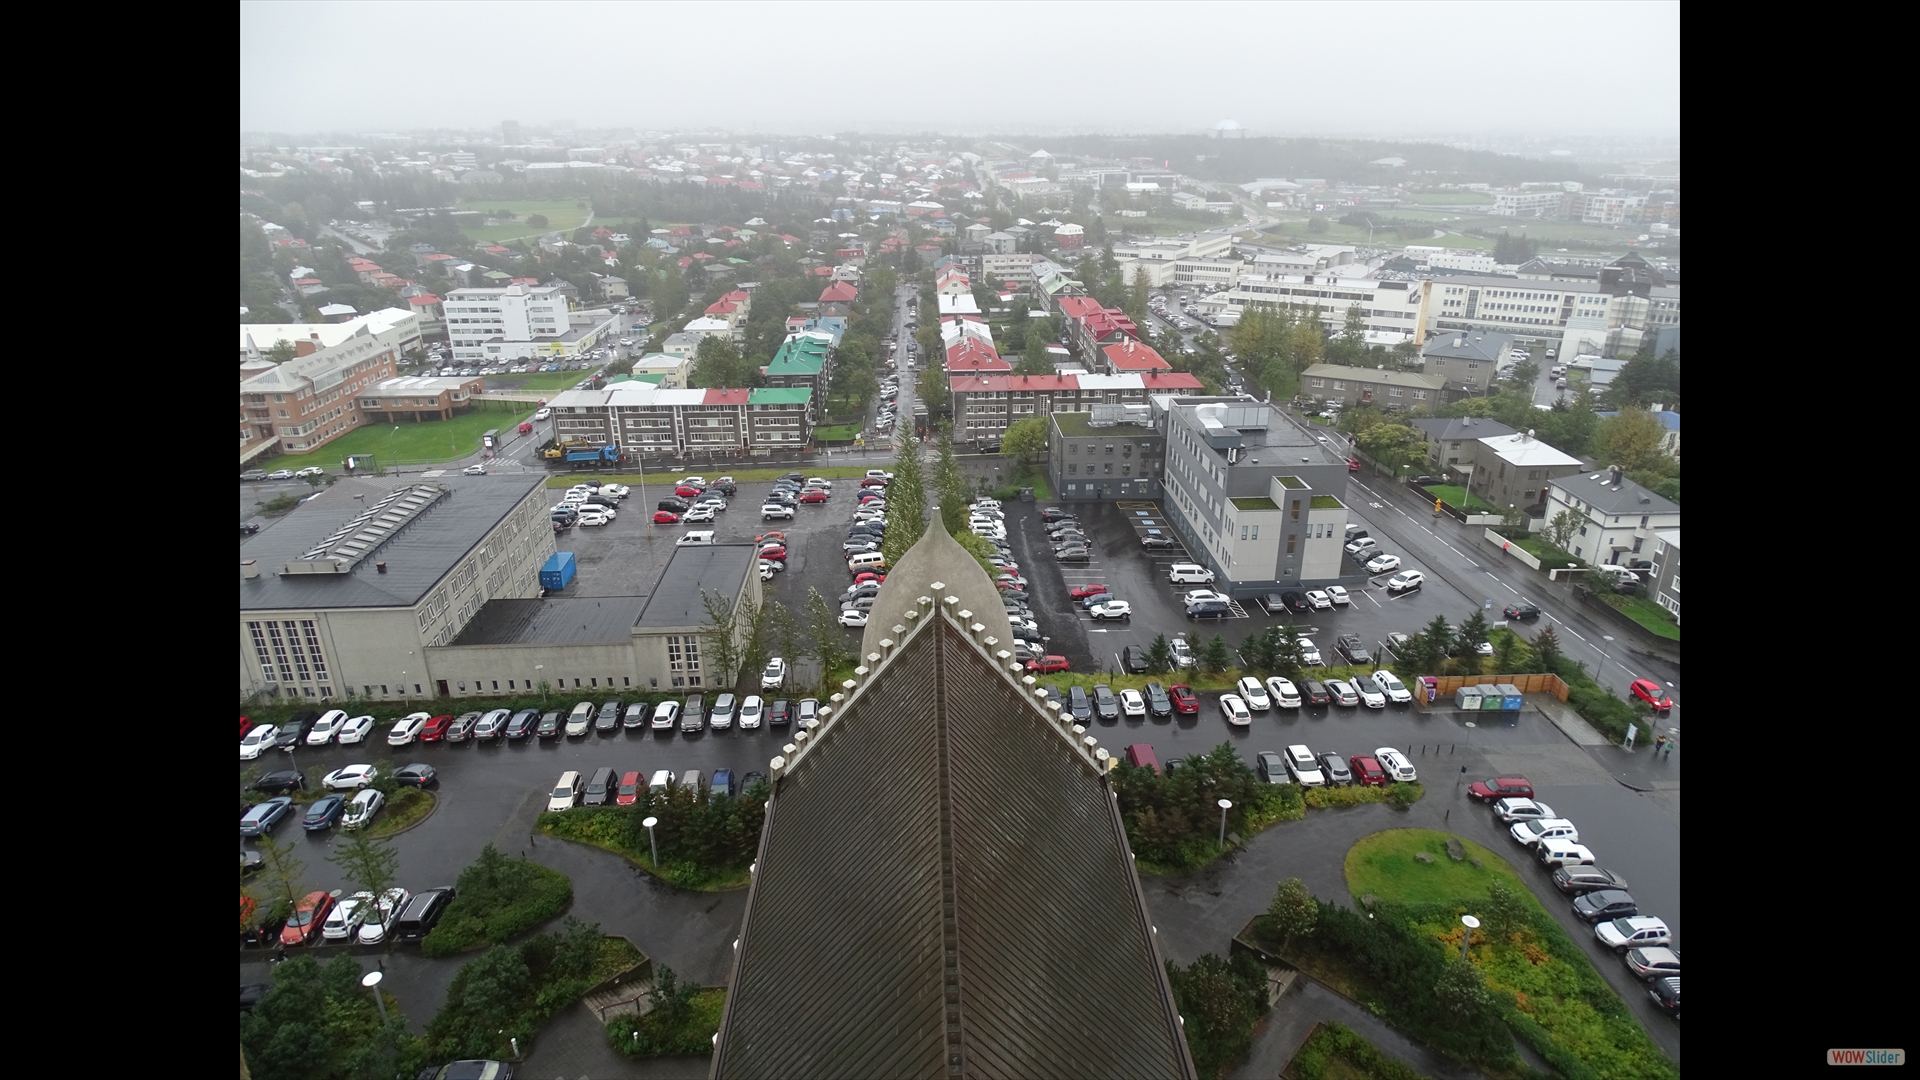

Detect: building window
[1287, 534, 1297, 554]
[1291, 499, 1301, 521]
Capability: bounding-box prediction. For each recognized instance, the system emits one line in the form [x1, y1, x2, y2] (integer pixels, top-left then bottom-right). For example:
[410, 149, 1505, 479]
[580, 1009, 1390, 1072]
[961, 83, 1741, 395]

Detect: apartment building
[240, 327, 400, 462]
[545, 382, 814, 455]
[1427, 254, 1678, 358]
[949, 371, 1203, 439]
[443, 284, 571, 364]
[1470, 433, 1584, 515]
[1047, 407, 1166, 500]
[1156, 398, 1353, 591]
[1212, 275, 1428, 342]
[981, 251, 1036, 286]
[356, 376, 486, 424]
[1540, 467, 1681, 565]
[1300, 364, 1449, 410]
[1421, 330, 1514, 396]
[240, 308, 422, 364]
[1649, 530, 1679, 624]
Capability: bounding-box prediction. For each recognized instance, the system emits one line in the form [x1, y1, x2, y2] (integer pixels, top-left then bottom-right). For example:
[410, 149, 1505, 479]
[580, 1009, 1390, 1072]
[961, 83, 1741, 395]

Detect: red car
[653, 510, 680, 524]
[852, 572, 885, 586]
[1069, 583, 1110, 601]
[1168, 684, 1200, 715]
[240, 716, 254, 739]
[675, 485, 704, 498]
[860, 476, 890, 487]
[281, 890, 335, 947]
[1350, 755, 1389, 788]
[420, 714, 453, 742]
[616, 771, 643, 806]
[755, 532, 787, 545]
[758, 545, 787, 561]
[1025, 655, 1070, 674]
[1630, 679, 1673, 712]
[1348, 457, 1362, 471]
[799, 490, 829, 504]
[1468, 777, 1535, 803]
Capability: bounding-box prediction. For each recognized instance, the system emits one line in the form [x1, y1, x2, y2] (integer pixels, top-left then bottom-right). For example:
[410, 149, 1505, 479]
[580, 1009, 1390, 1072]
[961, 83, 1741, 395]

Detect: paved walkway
[1232, 978, 1490, 1080]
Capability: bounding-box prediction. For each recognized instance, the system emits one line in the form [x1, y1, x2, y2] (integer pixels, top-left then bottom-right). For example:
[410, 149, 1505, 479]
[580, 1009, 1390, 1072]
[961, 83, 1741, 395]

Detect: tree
[1433, 957, 1494, 1018]
[254, 832, 308, 929]
[880, 440, 927, 568]
[1015, 333, 1052, 376]
[692, 336, 754, 389]
[1306, 215, 1329, 234]
[1267, 877, 1318, 942]
[1531, 625, 1565, 672]
[698, 588, 746, 691]
[527, 214, 549, 229]
[1510, 357, 1540, 387]
[1594, 408, 1677, 476]
[915, 362, 948, 414]
[805, 587, 851, 689]
[1269, 627, 1307, 681]
[1543, 509, 1580, 552]
[1145, 633, 1174, 675]
[1354, 422, 1422, 473]
[1199, 634, 1232, 674]
[1456, 610, 1492, 657]
[1240, 628, 1278, 672]
[999, 417, 1048, 474]
[932, 422, 971, 534]
[1482, 880, 1530, 940]
[1166, 952, 1267, 1080]
[1607, 348, 1681, 409]
[328, 829, 400, 941]
[766, 599, 804, 671]
[266, 339, 298, 363]
[1492, 231, 1537, 264]
[1328, 302, 1368, 364]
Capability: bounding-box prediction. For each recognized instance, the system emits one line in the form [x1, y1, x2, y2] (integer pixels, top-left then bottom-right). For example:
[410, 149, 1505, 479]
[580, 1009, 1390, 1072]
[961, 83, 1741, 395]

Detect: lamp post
[642, 816, 659, 867]
[361, 970, 389, 1024]
[1217, 798, 1233, 849]
[1459, 914, 1480, 961]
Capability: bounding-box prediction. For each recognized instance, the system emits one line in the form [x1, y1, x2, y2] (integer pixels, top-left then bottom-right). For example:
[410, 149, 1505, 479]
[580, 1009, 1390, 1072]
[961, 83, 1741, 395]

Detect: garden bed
[1282, 1022, 1429, 1080]
[421, 844, 574, 956]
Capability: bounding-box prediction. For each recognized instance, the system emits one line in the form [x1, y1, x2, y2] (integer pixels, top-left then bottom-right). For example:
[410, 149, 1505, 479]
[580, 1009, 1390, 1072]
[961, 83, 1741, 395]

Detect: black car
[657, 497, 690, 512]
[252, 770, 307, 795]
[1186, 601, 1230, 620]
[1300, 679, 1331, 706]
[535, 712, 562, 739]
[767, 700, 790, 727]
[272, 710, 322, 751]
[1503, 602, 1543, 620]
[1280, 591, 1314, 615]
[240, 983, 270, 1011]
[241, 850, 265, 875]
[1039, 507, 1074, 523]
[1572, 889, 1639, 923]
[740, 770, 769, 793]
[1647, 977, 1680, 1020]
[505, 709, 539, 740]
[595, 700, 622, 734]
[241, 523, 261, 537]
[1551, 865, 1629, 895]
[393, 763, 438, 787]
[1067, 686, 1093, 722]
[713, 481, 737, 496]
[1145, 682, 1172, 718]
[301, 795, 346, 831]
[1092, 685, 1120, 721]
[1336, 634, 1374, 664]
[1141, 536, 1178, 550]
[1123, 646, 1150, 675]
[1257, 751, 1289, 784]
[1410, 475, 1441, 486]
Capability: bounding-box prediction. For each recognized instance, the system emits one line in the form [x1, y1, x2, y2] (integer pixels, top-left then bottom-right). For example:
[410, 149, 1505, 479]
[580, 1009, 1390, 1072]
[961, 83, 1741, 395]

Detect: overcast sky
[241, 1, 1678, 139]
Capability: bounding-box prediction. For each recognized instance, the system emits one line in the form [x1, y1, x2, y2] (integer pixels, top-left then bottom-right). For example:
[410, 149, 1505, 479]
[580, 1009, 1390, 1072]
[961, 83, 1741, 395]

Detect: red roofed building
[1056, 298, 1141, 361]
[944, 338, 1010, 374]
[406, 294, 444, 322]
[819, 282, 858, 304]
[702, 387, 753, 406]
[805, 264, 835, 276]
[947, 371, 1203, 442]
[1101, 339, 1172, 374]
[677, 257, 694, 269]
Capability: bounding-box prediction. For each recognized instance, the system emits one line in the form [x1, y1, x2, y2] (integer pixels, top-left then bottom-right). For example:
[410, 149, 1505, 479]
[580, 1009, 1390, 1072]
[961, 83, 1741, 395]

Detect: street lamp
[361, 970, 389, 1024]
[642, 816, 660, 866]
[1216, 798, 1233, 849]
[1459, 914, 1480, 961]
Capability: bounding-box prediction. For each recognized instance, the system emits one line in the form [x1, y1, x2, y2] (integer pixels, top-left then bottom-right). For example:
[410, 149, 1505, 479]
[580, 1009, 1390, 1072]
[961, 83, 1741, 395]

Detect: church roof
[711, 525, 1194, 1080]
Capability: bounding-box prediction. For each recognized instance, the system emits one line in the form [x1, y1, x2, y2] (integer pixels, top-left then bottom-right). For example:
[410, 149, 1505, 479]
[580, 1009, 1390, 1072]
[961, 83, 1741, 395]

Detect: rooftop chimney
[241, 560, 260, 580]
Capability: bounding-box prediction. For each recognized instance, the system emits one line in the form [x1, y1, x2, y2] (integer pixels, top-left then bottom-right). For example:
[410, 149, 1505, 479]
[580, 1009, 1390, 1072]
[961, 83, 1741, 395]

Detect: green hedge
[1284, 1022, 1428, 1080]
[1304, 782, 1424, 811]
[421, 844, 573, 957]
[538, 779, 766, 890]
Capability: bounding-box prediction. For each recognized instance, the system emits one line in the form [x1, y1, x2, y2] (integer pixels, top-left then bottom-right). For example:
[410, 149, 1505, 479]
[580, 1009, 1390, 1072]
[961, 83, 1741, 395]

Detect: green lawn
[813, 424, 862, 441]
[493, 370, 590, 392]
[1425, 484, 1492, 511]
[1344, 829, 1532, 909]
[452, 198, 599, 244]
[1507, 536, 1584, 569]
[1605, 592, 1681, 640]
[271, 403, 537, 469]
[1405, 191, 1495, 205]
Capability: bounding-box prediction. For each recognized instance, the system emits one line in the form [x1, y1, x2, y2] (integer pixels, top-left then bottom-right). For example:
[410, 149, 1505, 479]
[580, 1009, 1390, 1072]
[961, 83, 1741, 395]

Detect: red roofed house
[1101, 339, 1173, 374]
[1059, 299, 1141, 362]
[407, 293, 444, 323]
[818, 280, 858, 317]
[592, 226, 614, 240]
[944, 338, 1010, 375]
[702, 387, 753, 407]
[947, 371, 1202, 443]
[805, 264, 835, 277]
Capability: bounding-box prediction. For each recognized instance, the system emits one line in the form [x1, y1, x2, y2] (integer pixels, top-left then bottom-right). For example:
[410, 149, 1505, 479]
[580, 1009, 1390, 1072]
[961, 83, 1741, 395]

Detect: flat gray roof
[449, 596, 647, 646]
[634, 544, 757, 628]
[241, 475, 544, 612]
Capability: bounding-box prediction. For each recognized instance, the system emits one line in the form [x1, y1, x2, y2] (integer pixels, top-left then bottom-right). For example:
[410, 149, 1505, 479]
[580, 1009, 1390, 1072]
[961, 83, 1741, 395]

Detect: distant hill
[1003, 135, 1595, 187]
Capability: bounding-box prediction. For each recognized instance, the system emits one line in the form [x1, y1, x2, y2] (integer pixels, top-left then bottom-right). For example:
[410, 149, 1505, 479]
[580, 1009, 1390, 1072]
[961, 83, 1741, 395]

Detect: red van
[1124, 743, 1161, 774]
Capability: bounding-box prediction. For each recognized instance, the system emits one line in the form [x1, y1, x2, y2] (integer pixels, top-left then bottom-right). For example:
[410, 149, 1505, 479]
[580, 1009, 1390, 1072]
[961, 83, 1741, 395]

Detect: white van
[848, 552, 887, 573]
[647, 769, 675, 793]
[1168, 563, 1215, 584]
[676, 530, 716, 546]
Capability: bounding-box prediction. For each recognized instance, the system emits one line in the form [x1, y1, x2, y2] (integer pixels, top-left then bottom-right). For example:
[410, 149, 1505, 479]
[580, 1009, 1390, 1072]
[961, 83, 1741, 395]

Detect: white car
[1369, 670, 1413, 703]
[1265, 676, 1302, 708]
[341, 788, 385, 830]
[240, 725, 280, 760]
[805, 478, 832, 489]
[1492, 797, 1558, 824]
[1236, 677, 1272, 711]
[838, 609, 870, 627]
[356, 887, 411, 945]
[1475, 641, 1496, 657]
[322, 764, 380, 791]
[1089, 600, 1132, 621]
[1511, 818, 1580, 847]
[761, 657, 788, 690]
[323, 892, 373, 941]
[1182, 590, 1227, 606]
[294, 467, 325, 479]
[1374, 747, 1417, 782]
[1344, 538, 1380, 557]
[601, 483, 629, 497]
[759, 561, 777, 581]
[577, 508, 610, 527]
[1297, 637, 1322, 665]
[1220, 694, 1252, 726]
[1352, 679, 1386, 709]
[387, 712, 431, 746]
[1366, 554, 1402, 574]
[739, 695, 764, 730]
[305, 710, 349, 745]
[1305, 590, 1332, 611]
[684, 506, 716, 523]
[1120, 689, 1147, 718]
[336, 715, 376, 745]
[462, 464, 487, 475]
[1386, 570, 1425, 592]
[1169, 638, 1196, 667]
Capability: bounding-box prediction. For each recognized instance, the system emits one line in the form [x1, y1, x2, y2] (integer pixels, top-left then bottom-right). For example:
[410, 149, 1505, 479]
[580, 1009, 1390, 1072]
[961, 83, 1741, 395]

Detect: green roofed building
[709, 524, 1195, 1080]
[746, 386, 813, 450]
[764, 334, 834, 394]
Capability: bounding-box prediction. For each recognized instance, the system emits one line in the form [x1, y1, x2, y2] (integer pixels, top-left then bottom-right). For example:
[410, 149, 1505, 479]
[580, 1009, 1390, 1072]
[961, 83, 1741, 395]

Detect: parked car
[1365, 554, 1402, 574]
[1297, 638, 1322, 665]
[1265, 676, 1302, 708]
[1069, 583, 1109, 600]
[507, 709, 540, 739]
[1386, 570, 1424, 592]
[1305, 590, 1332, 611]
[1144, 682, 1173, 718]
[1237, 677, 1272, 711]
[301, 795, 346, 831]
[1630, 679, 1674, 712]
[1646, 976, 1681, 1018]
[1169, 684, 1199, 714]
[1350, 755, 1388, 787]
[240, 797, 293, 836]
[1119, 689, 1147, 718]
[1335, 634, 1373, 664]
[1492, 798, 1559, 826]
[1220, 694, 1252, 726]
[321, 764, 378, 791]
[1369, 670, 1413, 704]
[1374, 748, 1417, 782]
[1317, 753, 1352, 786]
[1470, 777, 1535, 803]
[1510, 818, 1579, 847]
[1026, 655, 1069, 674]
[341, 788, 385, 830]
[1089, 600, 1132, 621]
[1092, 685, 1121, 721]
[473, 709, 510, 741]
[1279, 591, 1313, 615]
[1625, 948, 1682, 981]
[1503, 602, 1543, 620]
[251, 770, 306, 795]
[1572, 890, 1639, 923]
[444, 713, 479, 742]
[393, 763, 437, 787]
[388, 712, 431, 746]
[1256, 751, 1290, 784]
[1350, 678, 1386, 708]
[1596, 917, 1672, 954]
[1552, 865, 1630, 895]
[280, 891, 335, 947]
[1300, 678, 1331, 706]
[1325, 678, 1360, 707]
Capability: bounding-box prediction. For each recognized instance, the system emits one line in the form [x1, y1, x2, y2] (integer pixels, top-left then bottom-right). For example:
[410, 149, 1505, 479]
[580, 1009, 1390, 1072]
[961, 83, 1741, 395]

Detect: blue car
[710, 768, 736, 802]
[301, 795, 346, 831]
[240, 797, 293, 837]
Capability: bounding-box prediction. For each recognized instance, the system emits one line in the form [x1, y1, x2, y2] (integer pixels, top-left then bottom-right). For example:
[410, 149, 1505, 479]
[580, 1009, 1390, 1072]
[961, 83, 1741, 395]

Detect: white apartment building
[1427, 272, 1679, 357]
[1212, 275, 1429, 341]
[443, 284, 571, 363]
[241, 308, 422, 364]
[981, 252, 1037, 286]
[1491, 188, 1571, 217]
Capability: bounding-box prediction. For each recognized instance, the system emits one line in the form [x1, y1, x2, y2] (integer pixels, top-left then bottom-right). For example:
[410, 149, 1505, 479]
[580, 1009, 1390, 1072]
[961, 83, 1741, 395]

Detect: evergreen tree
[880, 439, 927, 567]
[1199, 634, 1233, 674]
[1145, 633, 1174, 675]
[932, 422, 970, 534]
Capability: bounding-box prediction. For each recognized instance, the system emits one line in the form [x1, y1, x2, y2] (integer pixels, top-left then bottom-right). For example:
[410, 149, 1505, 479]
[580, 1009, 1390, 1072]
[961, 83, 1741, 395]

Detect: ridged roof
[711, 525, 1193, 1080]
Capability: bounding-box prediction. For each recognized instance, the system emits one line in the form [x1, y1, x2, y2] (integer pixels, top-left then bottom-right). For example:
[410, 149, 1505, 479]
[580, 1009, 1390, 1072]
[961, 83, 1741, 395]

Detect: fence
[1483, 528, 1542, 569]
[1411, 672, 1570, 709]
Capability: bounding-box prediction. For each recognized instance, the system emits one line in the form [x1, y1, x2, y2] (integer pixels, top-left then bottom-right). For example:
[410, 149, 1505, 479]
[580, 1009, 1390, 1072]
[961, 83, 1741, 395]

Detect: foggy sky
[241, 1, 1678, 139]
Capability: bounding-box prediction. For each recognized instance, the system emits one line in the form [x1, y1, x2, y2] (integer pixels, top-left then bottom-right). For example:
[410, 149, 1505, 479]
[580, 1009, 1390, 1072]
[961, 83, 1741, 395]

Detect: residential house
[1300, 364, 1447, 411]
[240, 328, 400, 463]
[1648, 530, 1679, 623]
[818, 281, 858, 318]
[1408, 416, 1516, 478]
[1421, 330, 1513, 397]
[765, 334, 834, 394]
[1539, 467, 1681, 565]
[1100, 339, 1172, 376]
[356, 375, 485, 423]
[1046, 408, 1166, 500]
[1469, 432, 1583, 515]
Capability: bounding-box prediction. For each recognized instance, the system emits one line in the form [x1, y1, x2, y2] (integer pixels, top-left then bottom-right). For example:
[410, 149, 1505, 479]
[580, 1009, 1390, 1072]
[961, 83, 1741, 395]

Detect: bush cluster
[1167, 951, 1270, 1079]
[426, 918, 609, 1060]
[421, 844, 573, 956]
[606, 966, 726, 1057]
[1111, 744, 1288, 871]
[539, 777, 767, 888]
[1285, 1022, 1427, 1080]
[1302, 783, 1421, 811]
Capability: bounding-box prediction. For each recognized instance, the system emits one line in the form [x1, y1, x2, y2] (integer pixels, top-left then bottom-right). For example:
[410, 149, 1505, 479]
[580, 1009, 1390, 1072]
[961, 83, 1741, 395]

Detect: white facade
[240, 308, 422, 363]
[1541, 471, 1681, 565]
[1218, 275, 1428, 341]
[443, 285, 570, 363]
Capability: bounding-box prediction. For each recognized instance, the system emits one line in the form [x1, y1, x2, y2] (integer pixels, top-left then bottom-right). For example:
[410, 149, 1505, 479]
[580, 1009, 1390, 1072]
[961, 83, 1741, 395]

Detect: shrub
[1285, 1022, 1429, 1080]
[421, 844, 573, 956]
[1303, 784, 1388, 809]
[1167, 952, 1269, 1079]
[1383, 782, 1424, 811]
[607, 966, 726, 1057]
[426, 919, 608, 1061]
